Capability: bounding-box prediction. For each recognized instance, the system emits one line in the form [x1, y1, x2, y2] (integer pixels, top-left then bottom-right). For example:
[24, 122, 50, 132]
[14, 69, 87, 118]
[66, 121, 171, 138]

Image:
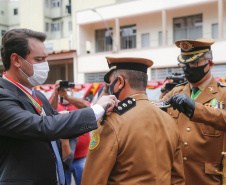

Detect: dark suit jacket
[0, 77, 97, 185]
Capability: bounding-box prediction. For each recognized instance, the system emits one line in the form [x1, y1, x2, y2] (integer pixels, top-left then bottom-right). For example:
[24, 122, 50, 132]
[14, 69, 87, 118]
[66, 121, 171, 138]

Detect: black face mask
[108, 77, 125, 99]
[183, 63, 209, 83]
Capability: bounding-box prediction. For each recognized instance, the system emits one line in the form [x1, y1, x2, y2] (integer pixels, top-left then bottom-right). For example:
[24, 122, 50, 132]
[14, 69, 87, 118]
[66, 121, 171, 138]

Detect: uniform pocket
[167, 108, 179, 118]
[200, 124, 222, 137]
[205, 162, 220, 174]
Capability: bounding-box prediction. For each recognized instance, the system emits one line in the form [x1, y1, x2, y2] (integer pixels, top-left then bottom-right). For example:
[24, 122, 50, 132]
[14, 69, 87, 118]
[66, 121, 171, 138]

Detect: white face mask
[19, 57, 49, 87]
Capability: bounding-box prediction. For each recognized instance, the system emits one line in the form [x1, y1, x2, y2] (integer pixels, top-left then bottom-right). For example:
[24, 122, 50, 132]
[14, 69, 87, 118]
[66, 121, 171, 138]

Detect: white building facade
[0, 0, 225, 84]
[75, 0, 226, 84]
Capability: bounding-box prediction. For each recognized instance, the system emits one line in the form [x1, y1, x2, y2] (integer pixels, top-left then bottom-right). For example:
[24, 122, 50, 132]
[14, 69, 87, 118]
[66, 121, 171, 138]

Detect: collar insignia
[208, 87, 213, 91]
[114, 97, 136, 115]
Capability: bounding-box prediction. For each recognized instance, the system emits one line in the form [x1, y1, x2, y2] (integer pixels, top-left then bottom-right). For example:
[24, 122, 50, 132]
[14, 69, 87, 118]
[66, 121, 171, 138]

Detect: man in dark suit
[0, 28, 117, 185]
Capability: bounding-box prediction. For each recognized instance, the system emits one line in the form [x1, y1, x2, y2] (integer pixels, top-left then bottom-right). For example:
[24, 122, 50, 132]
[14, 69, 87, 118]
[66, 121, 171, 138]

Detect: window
[212, 23, 218, 39]
[51, 22, 61, 32]
[1, 30, 6, 36]
[50, 0, 60, 8]
[46, 23, 49, 32]
[151, 67, 183, 80]
[211, 64, 226, 78]
[158, 31, 162, 46]
[68, 21, 72, 31]
[141, 33, 150, 48]
[14, 8, 18, 15]
[95, 28, 113, 53]
[173, 14, 202, 42]
[85, 73, 106, 83]
[120, 25, 136, 49]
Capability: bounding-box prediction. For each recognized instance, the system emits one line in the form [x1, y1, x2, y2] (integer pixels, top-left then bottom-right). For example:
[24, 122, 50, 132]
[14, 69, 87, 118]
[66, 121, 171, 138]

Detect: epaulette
[218, 82, 226, 87]
[113, 97, 136, 115]
[175, 81, 188, 87]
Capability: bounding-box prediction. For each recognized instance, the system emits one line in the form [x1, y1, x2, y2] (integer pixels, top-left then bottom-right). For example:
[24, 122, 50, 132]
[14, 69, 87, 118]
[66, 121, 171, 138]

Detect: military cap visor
[104, 57, 153, 83]
[175, 38, 215, 64]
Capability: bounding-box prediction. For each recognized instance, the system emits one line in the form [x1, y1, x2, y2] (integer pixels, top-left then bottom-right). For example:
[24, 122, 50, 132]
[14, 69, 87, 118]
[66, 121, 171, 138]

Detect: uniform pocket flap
[205, 162, 220, 175]
[167, 108, 179, 118]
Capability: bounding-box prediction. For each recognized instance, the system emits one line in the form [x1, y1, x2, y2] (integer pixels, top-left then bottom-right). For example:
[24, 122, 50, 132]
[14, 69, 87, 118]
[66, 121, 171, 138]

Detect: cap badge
[89, 131, 100, 150]
[179, 41, 194, 51]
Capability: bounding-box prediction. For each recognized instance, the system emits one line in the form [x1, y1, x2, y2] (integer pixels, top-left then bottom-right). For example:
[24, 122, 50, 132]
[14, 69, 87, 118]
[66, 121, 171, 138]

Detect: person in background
[50, 80, 90, 185]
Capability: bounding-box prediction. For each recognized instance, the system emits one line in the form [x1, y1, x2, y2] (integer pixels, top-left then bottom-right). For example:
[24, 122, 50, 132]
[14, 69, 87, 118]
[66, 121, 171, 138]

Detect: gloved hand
[165, 93, 195, 118]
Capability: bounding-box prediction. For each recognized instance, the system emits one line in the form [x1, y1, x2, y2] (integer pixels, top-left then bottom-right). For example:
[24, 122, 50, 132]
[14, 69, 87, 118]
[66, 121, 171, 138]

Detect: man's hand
[58, 89, 68, 99]
[54, 80, 61, 96]
[96, 95, 118, 114]
[54, 80, 69, 101]
[165, 94, 195, 119]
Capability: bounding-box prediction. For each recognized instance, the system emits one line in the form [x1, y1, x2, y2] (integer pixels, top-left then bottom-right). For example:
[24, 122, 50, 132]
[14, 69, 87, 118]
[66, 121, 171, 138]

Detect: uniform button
[186, 127, 191, 132]
[183, 157, 187, 161]
[184, 142, 188, 146]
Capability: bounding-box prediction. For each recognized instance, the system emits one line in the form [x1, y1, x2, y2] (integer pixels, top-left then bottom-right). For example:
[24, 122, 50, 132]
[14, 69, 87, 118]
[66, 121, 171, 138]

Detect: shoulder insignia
[89, 131, 100, 150]
[113, 97, 136, 115]
[218, 82, 226, 87]
[175, 81, 188, 87]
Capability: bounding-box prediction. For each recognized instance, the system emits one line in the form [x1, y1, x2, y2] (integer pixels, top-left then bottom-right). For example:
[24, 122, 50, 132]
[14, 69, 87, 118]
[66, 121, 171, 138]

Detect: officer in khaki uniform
[160, 38, 226, 185]
[81, 57, 185, 185]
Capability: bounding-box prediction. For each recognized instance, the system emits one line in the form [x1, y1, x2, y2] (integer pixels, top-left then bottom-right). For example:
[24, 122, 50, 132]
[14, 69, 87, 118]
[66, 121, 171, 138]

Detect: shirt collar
[19, 83, 34, 94]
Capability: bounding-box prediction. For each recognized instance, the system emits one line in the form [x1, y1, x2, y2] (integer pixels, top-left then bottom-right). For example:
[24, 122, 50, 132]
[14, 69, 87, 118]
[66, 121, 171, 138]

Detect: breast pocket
[167, 107, 179, 118]
[200, 123, 222, 137]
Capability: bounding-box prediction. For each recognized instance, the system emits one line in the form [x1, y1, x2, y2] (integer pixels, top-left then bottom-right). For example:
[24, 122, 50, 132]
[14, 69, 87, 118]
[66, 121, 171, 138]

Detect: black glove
[165, 94, 195, 119]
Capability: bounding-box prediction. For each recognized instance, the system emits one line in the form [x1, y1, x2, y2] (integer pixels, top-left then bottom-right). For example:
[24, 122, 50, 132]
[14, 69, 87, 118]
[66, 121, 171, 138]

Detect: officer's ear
[209, 61, 214, 70]
[118, 76, 125, 90]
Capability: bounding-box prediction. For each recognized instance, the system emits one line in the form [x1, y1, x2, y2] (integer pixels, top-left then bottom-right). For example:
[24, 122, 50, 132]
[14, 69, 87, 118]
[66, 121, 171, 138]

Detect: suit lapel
[0, 77, 40, 114]
[194, 78, 218, 104]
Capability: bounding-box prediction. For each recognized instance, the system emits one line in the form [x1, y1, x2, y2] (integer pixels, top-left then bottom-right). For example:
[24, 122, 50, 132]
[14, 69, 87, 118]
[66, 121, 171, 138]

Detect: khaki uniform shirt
[161, 78, 226, 185]
[82, 94, 185, 185]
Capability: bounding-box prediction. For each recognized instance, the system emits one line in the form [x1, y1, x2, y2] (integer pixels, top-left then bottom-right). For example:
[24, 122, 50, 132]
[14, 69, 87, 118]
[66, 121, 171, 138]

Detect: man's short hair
[112, 69, 148, 91]
[1, 29, 46, 71]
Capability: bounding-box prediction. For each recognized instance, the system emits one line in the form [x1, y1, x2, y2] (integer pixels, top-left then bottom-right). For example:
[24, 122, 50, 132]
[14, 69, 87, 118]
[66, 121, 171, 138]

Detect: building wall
[75, 0, 226, 83]
[71, 0, 117, 49]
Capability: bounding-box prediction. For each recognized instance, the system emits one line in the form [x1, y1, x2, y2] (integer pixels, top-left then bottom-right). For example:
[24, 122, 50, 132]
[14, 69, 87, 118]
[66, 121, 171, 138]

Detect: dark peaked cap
[104, 57, 153, 83]
[175, 38, 215, 64]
